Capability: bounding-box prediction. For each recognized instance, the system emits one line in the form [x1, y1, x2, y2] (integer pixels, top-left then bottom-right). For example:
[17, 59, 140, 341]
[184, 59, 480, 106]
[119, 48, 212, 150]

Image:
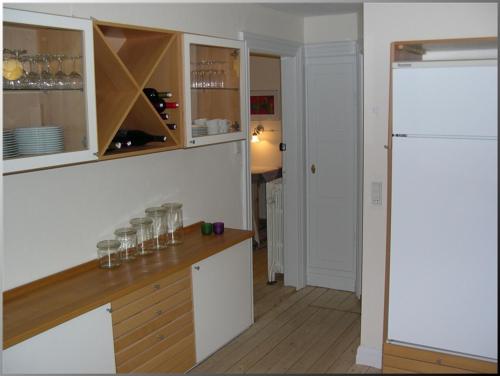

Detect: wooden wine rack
[93, 20, 184, 159]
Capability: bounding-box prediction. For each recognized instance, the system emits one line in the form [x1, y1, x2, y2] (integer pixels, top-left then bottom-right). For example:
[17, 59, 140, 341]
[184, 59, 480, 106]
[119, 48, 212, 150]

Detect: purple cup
[213, 222, 224, 235]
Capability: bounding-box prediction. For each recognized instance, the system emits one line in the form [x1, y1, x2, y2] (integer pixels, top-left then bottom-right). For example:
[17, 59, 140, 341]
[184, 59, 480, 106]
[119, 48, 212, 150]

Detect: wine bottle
[150, 99, 166, 114]
[160, 113, 169, 120]
[166, 123, 177, 130]
[113, 130, 167, 147]
[143, 88, 173, 100]
[146, 96, 179, 113]
[106, 140, 131, 153]
[164, 101, 179, 109]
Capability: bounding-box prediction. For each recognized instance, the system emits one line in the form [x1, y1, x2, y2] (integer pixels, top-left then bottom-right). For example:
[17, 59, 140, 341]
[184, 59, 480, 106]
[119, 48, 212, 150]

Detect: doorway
[249, 53, 284, 290]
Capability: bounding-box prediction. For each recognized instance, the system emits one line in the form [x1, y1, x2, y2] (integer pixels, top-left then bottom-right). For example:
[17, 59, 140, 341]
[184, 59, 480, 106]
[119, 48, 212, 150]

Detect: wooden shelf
[2, 223, 253, 349]
[93, 20, 184, 158]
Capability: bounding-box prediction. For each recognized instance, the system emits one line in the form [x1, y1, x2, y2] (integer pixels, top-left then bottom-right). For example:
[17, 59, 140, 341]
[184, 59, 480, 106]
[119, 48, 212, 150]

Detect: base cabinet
[383, 343, 497, 374]
[192, 239, 253, 362]
[2, 235, 253, 374]
[110, 268, 195, 373]
[2, 304, 116, 374]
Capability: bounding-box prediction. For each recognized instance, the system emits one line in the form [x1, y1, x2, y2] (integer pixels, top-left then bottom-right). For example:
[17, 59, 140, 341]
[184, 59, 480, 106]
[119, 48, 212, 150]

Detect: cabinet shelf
[93, 20, 184, 158]
[3, 88, 84, 93]
[190, 87, 239, 91]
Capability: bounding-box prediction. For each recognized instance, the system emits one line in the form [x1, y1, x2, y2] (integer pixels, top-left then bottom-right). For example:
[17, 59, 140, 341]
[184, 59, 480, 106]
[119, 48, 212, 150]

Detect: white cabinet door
[2, 304, 116, 374]
[192, 240, 253, 362]
[3, 8, 98, 174]
[183, 33, 248, 148]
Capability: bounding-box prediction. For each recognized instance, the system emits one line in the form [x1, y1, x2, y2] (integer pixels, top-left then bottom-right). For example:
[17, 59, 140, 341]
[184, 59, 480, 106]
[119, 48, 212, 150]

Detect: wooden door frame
[239, 31, 307, 289]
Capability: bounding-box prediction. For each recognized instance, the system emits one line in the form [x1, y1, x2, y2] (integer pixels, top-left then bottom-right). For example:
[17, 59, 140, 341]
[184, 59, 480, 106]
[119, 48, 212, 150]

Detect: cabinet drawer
[117, 313, 194, 372]
[113, 284, 191, 338]
[112, 268, 189, 311]
[112, 275, 191, 324]
[133, 334, 195, 373]
[114, 300, 192, 353]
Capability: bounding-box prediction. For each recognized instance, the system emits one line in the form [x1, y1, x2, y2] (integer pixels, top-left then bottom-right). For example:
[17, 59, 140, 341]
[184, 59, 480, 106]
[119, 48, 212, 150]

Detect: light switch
[371, 182, 382, 205]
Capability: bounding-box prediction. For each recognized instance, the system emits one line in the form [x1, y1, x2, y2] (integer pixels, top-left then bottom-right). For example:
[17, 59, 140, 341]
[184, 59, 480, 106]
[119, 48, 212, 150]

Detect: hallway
[190, 248, 380, 374]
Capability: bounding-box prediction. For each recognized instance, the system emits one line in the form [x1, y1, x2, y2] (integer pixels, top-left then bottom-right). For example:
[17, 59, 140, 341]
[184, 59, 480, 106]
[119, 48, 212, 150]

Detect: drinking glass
[39, 54, 54, 89]
[68, 55, 83, 89]
[53, 54, 67, 89]
[26, 55, 42, 89]
[3, 49, 26, 89]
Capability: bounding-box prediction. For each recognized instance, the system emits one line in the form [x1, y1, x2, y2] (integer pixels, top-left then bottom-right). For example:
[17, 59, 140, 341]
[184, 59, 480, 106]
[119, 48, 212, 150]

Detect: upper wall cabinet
[183, 34, 247, 147]
[2, 8, 98, 174]
[92, 21, 184, 159]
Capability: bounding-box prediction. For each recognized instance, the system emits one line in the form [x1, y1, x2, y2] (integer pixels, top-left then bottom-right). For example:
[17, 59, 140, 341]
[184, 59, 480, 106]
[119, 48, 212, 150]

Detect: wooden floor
[190, 248, 380, 374]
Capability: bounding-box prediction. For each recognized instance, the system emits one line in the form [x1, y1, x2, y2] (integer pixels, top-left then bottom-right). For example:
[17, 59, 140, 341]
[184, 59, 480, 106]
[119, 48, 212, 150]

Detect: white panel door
[388, 137, 497, 360]
[191, 240, 253, 362]
[2, 304, 116, 373]
[393, 62, 497, 137]
[306, 48, 358, 291]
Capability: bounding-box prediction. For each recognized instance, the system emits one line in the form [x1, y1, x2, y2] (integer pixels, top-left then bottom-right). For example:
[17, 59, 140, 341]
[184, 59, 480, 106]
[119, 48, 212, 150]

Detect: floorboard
[189, 247, 381, 374]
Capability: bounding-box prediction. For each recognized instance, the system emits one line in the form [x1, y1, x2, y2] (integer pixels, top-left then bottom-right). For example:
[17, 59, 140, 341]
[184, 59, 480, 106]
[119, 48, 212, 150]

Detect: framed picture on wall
[250, 90, 281, 120]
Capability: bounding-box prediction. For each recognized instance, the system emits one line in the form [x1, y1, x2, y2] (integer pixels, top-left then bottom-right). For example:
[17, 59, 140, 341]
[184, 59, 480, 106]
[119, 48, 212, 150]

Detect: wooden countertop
[3, 223, 253, 349]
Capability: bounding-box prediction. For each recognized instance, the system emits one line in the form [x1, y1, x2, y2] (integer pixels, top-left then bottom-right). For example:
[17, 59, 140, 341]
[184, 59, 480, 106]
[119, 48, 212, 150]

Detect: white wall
[2, 3, 303, 290]
[6, 3, 304, 43]
[359, 2, 497, 368]
[304, 13, 359, 43]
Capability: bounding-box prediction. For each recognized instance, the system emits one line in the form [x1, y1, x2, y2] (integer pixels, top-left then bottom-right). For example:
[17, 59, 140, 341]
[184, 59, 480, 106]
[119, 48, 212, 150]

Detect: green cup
[201, 222, 213, 235]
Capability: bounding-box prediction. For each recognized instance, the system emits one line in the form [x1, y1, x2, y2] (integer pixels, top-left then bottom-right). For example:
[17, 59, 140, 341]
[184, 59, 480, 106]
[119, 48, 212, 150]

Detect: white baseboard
[356, 345, 382, 369]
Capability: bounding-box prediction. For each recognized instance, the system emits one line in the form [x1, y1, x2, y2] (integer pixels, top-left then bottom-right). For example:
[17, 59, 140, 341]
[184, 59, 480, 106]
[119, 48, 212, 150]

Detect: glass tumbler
[145, 207, 168, 250]
[162, 202, 184, 245]
[114, 227, 137, 262]
[97, 240, 122, 269]
[130, 217, 155, 256]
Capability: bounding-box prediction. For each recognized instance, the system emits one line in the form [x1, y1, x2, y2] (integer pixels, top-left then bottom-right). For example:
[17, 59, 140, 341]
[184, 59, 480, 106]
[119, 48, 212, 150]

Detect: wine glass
[68, 55, 83, 89]
[53, 54, 68, 89]
[25, 55, 41, 89]
[39, 54, 54, 89]
[3, 48, 27, 89]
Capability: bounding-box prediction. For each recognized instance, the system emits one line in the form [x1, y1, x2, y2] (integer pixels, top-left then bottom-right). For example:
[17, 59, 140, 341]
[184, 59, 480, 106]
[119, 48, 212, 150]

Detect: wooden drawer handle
[153, 284, 161, 290]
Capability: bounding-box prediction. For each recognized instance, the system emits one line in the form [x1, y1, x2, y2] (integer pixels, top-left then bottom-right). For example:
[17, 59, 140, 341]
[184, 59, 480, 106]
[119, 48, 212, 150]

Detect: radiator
[266, 178, 284, 282]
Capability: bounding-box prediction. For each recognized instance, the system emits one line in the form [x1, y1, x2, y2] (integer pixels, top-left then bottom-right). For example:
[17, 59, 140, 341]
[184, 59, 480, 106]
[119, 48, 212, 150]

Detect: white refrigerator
[388, 60, 497, 360]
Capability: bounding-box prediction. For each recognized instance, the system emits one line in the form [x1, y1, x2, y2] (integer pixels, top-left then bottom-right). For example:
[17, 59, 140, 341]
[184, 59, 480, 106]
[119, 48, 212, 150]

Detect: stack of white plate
[14, 126, 64, 156]
[192, 125, 208, 138]
[3, 129, 18, 159]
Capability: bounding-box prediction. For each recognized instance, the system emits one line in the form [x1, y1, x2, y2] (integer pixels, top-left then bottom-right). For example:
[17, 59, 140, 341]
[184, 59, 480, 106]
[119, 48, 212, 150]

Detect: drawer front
[114, 300, 192, 353]
[112, 276, 191, 325]
[111, 268, 195, 373]
[383, 343, 497, 374]
[134, 334, 195, 373]
[113, 288, 191, 338]
[117, 315, 194, 373]
[112, 268, 190, 312]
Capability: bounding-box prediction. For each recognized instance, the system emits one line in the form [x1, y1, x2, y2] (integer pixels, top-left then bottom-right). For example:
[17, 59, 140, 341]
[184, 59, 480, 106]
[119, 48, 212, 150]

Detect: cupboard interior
[189, 43, 241, 135]
[93, 21, 183, 159]
[3, 23, 87, 156]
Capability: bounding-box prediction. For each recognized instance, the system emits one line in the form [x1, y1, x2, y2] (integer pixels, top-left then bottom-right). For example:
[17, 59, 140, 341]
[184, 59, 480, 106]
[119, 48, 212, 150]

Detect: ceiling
[260, 2, 363, 17]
